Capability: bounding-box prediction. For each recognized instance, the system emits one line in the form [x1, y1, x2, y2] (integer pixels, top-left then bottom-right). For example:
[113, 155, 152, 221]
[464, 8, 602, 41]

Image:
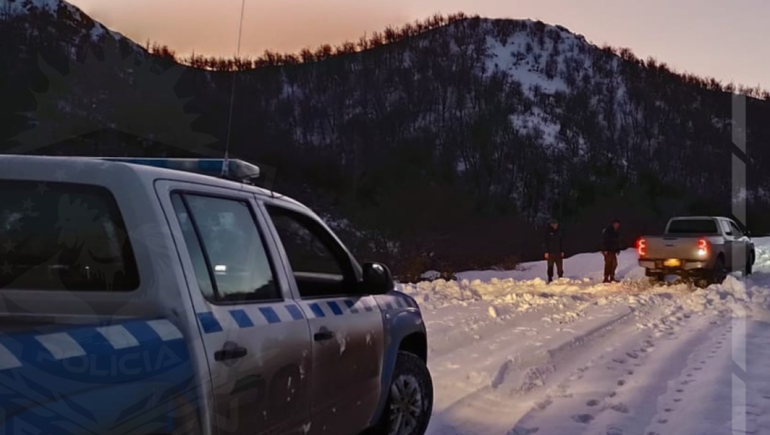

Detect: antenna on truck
[222, 0, 248, 178]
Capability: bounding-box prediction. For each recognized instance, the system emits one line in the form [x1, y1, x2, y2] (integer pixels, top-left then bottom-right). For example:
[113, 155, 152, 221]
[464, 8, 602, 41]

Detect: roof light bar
[99, 158, 260, 184]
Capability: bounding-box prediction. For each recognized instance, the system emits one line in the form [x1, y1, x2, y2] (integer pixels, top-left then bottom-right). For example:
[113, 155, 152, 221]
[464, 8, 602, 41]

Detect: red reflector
[637, 238, 646, 256]
[698, 238, 709, 254]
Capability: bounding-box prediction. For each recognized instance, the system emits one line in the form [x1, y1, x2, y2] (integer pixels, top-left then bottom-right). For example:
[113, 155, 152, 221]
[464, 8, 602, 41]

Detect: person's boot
[603, 276, 610, 283]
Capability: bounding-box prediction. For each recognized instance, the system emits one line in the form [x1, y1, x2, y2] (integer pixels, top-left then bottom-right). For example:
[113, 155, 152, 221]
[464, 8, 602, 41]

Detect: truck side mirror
[361, 262, 394, 295]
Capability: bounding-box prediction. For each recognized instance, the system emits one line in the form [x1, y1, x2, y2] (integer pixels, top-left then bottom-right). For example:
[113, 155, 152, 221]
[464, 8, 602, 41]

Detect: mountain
[1, 0, 141, 53]
[3, 0, 770, 277]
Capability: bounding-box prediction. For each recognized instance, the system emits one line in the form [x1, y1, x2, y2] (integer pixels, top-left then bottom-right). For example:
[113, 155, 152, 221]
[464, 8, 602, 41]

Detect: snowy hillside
[5, 2, 770, 271]
[404, 239, 770, 435]
[1, 0, 137, 50]
[481, 22, 604, 152]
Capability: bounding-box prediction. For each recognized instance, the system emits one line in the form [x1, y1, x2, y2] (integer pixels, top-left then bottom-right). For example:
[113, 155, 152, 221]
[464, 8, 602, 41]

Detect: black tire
[371, 351, 433, 435]
[711, 256, 727, 285]
[746, 252, 755, 276]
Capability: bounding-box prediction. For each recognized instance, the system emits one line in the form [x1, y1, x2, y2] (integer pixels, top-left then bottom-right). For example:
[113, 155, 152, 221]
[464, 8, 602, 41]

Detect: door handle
[215, 345, 248, 361]
[314, 330, 335, 342]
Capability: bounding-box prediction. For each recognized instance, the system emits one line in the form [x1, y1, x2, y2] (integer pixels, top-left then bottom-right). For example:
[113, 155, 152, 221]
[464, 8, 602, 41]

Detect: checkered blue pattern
[196, 294, 418, 332]
[301, 294, 417, 319]
[196, 303, 306, 334]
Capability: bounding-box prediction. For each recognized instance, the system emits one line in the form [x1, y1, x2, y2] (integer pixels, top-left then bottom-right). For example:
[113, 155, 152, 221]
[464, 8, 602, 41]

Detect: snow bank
[407, 240, 770, 315]
[423, 239, 770, 435]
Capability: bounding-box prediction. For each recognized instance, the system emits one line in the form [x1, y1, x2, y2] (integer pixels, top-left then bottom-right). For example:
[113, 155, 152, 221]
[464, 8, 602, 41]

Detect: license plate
[664, 259, 681, 267]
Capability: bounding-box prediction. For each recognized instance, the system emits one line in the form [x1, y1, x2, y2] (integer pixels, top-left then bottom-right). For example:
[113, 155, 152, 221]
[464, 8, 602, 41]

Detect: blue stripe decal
[309, 303, 326, 318]
[66, 327, 110, 355]
[327, 301, 344, 316]
[197, 312, 223, 333]
[286, 305, 304, 321]
[344, 299, 358, 313]
[363, 300, 374, 312]
[0, 318, 197, 434]
[229, 309, 254, 328]
[124, 320, 164, 342]
[259, 307, 281, 324]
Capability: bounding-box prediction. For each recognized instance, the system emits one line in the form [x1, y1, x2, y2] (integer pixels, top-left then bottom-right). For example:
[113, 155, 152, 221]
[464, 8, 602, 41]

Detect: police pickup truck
[0, 156, 432, 435]
[637, 216, 755, 288]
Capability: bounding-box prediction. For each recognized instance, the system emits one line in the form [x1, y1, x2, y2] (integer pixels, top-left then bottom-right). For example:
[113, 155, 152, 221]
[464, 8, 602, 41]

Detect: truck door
[719, 219, 738, 270]
[156, 181, 312, 435]
[261, 203, 385, 435]
[729, 220, 749, 272]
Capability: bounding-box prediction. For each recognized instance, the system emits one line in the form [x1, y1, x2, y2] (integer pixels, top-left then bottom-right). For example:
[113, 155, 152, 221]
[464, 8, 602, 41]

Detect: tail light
[637, 238, 646, 256]
[698, 238, 709, 257]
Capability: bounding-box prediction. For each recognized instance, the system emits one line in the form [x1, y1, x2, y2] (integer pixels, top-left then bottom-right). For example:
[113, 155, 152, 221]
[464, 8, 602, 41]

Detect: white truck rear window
[667, 219, 719, 234]
[0, 180, 140, 291]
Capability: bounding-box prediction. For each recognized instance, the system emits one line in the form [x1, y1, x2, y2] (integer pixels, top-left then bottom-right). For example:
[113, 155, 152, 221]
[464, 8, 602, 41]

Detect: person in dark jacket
[601, 219, 622, 283]
[544, 218, 565, 283]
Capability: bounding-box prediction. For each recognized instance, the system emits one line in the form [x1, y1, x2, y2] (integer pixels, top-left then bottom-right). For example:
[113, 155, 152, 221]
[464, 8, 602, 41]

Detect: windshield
[666, 219, 719, 234]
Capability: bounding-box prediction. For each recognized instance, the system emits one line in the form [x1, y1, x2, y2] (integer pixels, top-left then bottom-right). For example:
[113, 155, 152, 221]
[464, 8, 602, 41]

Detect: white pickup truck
[637, 216, 755, 288]
[0, 156, 433, 435]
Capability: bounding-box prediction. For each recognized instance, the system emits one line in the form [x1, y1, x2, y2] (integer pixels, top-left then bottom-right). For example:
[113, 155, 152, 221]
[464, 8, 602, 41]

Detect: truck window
[172, 195, 215, 300]
[666, 219, 719, 234]
[729, 222, 744, 237]
[0, 180, 139, 291]
[171, 193, 279, 303]
[265, 205, 356, 298]
[719, 220, 733, 236]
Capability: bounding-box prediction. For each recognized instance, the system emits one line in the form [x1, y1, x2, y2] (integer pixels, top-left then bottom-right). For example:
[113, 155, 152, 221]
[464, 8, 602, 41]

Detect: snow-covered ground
[402, 239, 770, 435]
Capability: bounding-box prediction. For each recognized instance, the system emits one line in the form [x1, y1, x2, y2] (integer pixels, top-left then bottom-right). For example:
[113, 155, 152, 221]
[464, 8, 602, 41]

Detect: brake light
[698, 238, 709, 257]
[637, 238, 646, 256]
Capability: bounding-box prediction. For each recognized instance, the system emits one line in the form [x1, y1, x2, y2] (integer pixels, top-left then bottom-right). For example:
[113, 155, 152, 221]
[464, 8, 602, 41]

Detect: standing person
[544, 218, 565, 283]
[601, 219, 621, 283]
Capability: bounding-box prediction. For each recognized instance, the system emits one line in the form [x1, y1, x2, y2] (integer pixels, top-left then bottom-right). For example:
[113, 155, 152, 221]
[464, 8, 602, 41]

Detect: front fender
[369, 291, 427, 425]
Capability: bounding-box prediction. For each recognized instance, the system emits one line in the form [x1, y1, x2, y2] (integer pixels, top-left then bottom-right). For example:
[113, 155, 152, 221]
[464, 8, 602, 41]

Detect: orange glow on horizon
[68, 0, 768, 89]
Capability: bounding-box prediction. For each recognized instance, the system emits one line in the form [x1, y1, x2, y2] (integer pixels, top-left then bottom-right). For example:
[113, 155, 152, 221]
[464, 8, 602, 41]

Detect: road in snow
[401, 240, 770, 435]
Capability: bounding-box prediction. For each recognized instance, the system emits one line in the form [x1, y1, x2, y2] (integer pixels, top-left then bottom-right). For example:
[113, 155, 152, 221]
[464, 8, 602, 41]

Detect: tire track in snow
[643, 318, 770, 435]
[508, 303, 718, 435]
[428, 300, 639, 435]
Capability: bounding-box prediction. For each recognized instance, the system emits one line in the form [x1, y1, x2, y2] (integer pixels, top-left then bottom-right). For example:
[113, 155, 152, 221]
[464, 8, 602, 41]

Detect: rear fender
[4, 380, 202, 435]
[0, 318, 201, 434]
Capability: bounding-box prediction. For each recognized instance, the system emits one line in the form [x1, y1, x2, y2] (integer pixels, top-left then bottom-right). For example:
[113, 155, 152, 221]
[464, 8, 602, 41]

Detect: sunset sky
[69, 0, 768, 88]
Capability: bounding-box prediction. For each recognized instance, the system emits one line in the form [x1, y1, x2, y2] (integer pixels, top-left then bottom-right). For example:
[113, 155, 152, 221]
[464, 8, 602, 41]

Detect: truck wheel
[376, 351, 433, 435]
[711, 256, 727, 285]
[746, 252, 754, 276]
